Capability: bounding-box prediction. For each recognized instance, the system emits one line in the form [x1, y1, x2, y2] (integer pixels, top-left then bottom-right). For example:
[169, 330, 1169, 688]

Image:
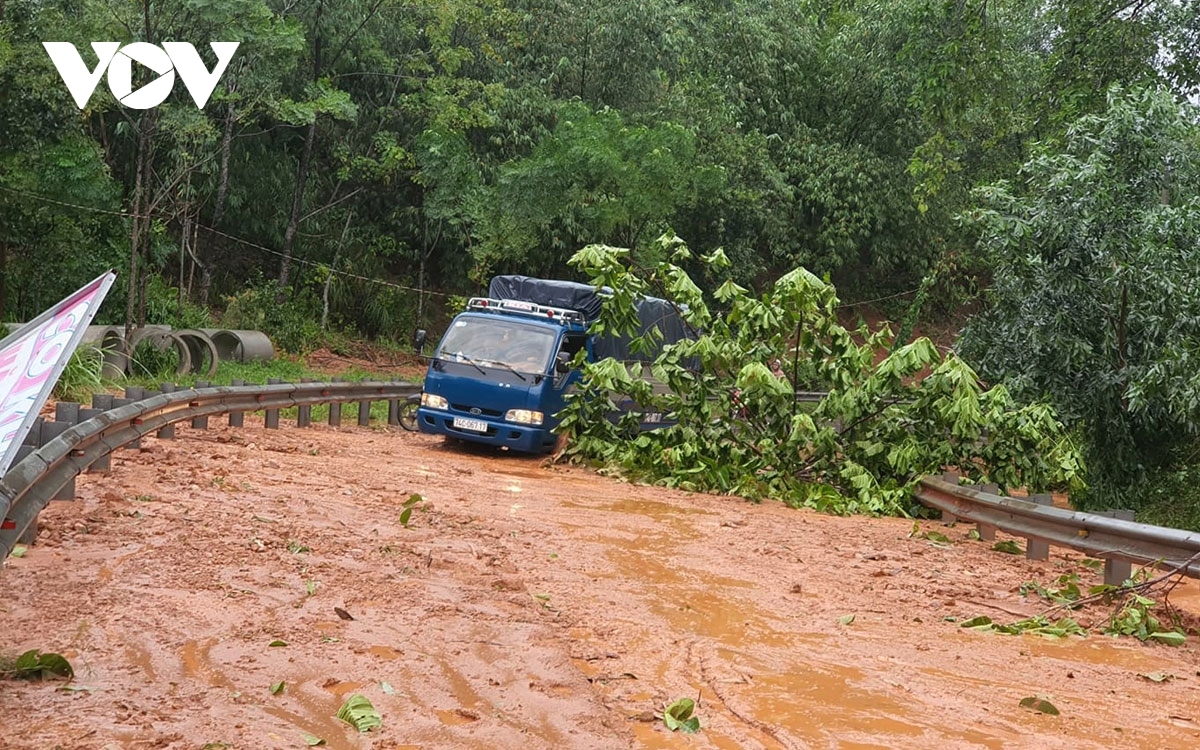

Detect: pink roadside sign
[0, 271, 116, 476]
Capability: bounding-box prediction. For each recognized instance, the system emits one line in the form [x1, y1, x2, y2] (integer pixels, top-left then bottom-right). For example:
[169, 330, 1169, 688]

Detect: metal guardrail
[7, 382, 1200, 588]
[917, 476, 1200, 581]
[0, 381, 419, 560]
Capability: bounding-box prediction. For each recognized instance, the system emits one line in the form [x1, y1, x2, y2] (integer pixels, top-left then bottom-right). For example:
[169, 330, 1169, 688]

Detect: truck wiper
[445, 351, 487, 376]
[486, 359, 528, 382]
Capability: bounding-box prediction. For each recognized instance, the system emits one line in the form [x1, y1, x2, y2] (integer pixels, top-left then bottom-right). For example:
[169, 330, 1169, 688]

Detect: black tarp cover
[487, 275, 691, 362]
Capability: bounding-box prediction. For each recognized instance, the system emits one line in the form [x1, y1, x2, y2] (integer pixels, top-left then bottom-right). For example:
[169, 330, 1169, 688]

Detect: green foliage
[661, 697, 701, 734]
[559, 235, 1082, 515]
[221, 281, 322, 354]
[336, 694, 382, 732]
[1019, 574, 1084, 607]
[0, 650, 75, 680]
[52, 345, 105, 403]
[1135, 459, 1200, 532]
[959, 614, 1086, 640]
[959, 86, 1200, 510]
[399, 493, 423, 527]
[143, 276, 212, 329]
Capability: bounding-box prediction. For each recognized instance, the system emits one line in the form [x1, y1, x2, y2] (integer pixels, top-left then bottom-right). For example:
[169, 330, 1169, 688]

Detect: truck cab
[416, 297, 589, 452]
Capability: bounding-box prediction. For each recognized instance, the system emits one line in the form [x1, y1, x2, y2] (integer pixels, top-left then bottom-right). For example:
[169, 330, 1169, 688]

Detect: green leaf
[301, 733, 326, 746]
[380, 681, 396, 695]
[269, 640, 288, 647]
[992, 540, 1022, 554]
[838, 614, 856, 625]
[1147, 631, 1186, 647]
[336, 694, 383, 732]
[9, 544, 27, 558]
[399, 508, 413, 527]
[12, 650, 74, 680]
[662, 697, 700, 733]
[270, 681, 286, 695]
[1019, 696, 1060, 715]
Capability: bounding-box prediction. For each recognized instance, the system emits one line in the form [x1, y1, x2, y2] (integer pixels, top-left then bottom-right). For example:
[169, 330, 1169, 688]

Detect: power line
[0, 184, 449, 298]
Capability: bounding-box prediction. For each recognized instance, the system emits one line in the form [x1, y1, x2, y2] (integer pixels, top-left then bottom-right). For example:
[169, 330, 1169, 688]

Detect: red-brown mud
[2, 418, 1199, 749]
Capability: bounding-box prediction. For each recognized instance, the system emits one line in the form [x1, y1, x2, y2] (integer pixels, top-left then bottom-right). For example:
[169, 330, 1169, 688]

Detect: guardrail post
[939, 471, 959, 523]
[92, 393, 114, 411]
[297, 379, 313, 427]
[24, 417, 44, 448]
[388, 390, 400, 426]
[12, 440, 38, 543]
[79, 407, 110, 473]
[1025, 494, 1052, 560]
[357, 393, 372, 427]
[264, 378, 282, 429]
[329, 378, 343, 427]
[156, 383, 176, 439]
[55, 402, 80, 425]
[1101, 509, 1136, 585]
[40, 421, 75, 501]
[229, 380, 245, 427]
[976, 484, 998, 541]
[123, 386, 144, 449]
[17, 517, 37, 546]
[191, 381, 210, 429]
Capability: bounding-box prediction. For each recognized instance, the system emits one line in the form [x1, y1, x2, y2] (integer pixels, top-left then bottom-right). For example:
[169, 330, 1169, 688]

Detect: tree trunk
[125, 118, 153, 333]
[278, 119, 317, 296]
[199, 102, 237, 306]
[322, 211, 353, 331]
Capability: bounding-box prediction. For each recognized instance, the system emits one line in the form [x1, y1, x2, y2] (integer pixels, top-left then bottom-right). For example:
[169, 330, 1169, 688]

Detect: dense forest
[2, 0, 1199, 516]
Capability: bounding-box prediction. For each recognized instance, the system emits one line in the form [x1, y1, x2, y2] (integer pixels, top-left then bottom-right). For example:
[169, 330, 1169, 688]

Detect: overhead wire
[0, 184, 450, 298]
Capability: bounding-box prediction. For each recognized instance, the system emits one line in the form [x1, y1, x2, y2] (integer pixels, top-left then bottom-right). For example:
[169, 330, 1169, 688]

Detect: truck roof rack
[466, 297, 588, 323]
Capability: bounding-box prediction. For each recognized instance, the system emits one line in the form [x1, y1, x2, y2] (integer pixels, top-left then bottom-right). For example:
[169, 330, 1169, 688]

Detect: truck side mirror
[555, 352, 572, 374]
[412, 329, 427, 353]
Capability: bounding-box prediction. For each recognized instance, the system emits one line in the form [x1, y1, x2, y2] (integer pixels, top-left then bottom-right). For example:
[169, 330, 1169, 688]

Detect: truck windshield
[436, 318, 557, 375]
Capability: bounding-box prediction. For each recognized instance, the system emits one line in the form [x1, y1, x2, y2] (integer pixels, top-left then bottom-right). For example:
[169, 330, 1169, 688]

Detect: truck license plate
[452, 417, 488, 432]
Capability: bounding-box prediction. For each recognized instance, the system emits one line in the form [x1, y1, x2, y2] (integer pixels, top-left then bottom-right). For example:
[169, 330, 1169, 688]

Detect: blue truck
[415, 275, 688, 453]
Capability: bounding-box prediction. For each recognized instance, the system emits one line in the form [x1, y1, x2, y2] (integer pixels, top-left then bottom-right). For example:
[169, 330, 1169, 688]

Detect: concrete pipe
[201, 329, 276, 363]
[175, 329, 220, 378]
[127, 327, 192, 378]
[79, 325, 130, 380]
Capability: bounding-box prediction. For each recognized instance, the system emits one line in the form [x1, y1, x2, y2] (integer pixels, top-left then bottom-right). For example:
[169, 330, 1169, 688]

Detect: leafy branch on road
[558, 235, 1083, 516]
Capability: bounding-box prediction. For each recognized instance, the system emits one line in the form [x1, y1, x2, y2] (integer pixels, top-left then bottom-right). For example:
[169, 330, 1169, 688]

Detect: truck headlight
[421, 393, 448, 410]
[504, 409, 543, 425]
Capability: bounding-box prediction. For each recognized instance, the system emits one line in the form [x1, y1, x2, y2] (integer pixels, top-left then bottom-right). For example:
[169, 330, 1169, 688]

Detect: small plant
[399, 493, 423, 527]
[52, 345, 104, 403]
[287, 540, 311, 554]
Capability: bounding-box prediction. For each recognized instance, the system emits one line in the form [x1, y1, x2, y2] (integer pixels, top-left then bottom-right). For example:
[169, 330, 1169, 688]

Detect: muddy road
[2, 418, 1199, 749]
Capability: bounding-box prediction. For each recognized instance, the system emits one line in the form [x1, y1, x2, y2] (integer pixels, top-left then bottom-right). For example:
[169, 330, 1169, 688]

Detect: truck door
[545, 332, 588, 421]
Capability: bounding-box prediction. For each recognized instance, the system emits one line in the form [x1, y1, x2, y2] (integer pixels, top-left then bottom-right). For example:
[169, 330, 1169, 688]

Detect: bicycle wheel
[399, 397, 420, 431]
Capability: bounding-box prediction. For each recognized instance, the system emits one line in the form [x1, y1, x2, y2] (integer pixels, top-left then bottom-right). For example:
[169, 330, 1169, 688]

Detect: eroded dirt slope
[2, 419, 1199, 749]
